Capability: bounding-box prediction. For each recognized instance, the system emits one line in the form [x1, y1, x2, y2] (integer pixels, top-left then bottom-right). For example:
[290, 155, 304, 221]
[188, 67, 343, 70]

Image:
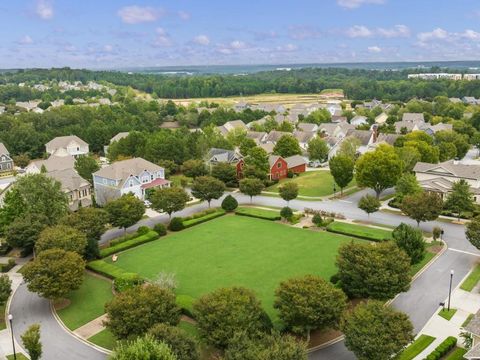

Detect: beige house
[46, 169, 92, 211]
[413, 160, 480, 203]
[46, 135, 89, 158]
[25, 155, 75, 174]
[217, 120, 248, 136]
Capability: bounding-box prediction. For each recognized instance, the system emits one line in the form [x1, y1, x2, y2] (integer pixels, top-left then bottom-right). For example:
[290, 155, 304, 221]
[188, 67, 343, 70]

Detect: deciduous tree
[190, 176, 225, 207]
[273, 135, 302, 158]
[279, 182, 299, 205]
[110, 335, 176, 360]
[355, 145, 403, 198]
[105, 284, 180, 339]
[0, 275, 11, 306]
[148, 324, 200, 360]
[329, 155, 354, 195]
[211, 163, 238, 187]
[21, 324, 42, 360]
[22, 249, 85, 300]
[193, 286, 271, 349]
[401, 191, 443, 226]
[358, 194, 380, 217]
[274, 275, 347, 339]
[105, 194, 145, 233]
[35, 225, 87, 256]
[74, 155, 100, 183]
[307, 137, 329, 162]
[392, 223, 426, 264]
[5, 213, 47, 253]
[466, 216, 480, 250]
[181, 159, 208, 178]
[150, 187, 190, 218]
[444, 179, 474, 219]
[239, 178, 265, 202]
[341, 301, 413, 360]
[395, 173, 422, 202]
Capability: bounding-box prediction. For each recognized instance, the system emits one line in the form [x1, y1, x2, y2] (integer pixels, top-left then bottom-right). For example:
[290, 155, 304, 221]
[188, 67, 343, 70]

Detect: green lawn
[326, 221, 392, 242]
[107, 215, 367, 322]
[397, 334, 436, 360]
[179, 320, 200, 339]
[88, 328, 117, 350]
[460, 264, 480, 292]
[462, 313, 474, 327]
[266, 171, 356, 198]
[439, 308, 457, 321]
[444, 347, 468, 360]
[57, 273, 113, 330]
[6, 354, 28, 360]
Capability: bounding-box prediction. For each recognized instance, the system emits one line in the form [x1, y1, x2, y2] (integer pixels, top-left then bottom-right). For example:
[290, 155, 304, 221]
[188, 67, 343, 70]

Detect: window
[129, 180, 134, 187]
[277, 162, 282, 168]
[151, 174, 154, 180]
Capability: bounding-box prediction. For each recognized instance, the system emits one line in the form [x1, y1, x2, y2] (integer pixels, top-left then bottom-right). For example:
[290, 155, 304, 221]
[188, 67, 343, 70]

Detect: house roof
[465, 311, 480, 336]
[30, 155, 75, 172]
[246, 131, 266, 143]
[376, 133, 400, 146]
[94, 157, 163, 181]
[264, 131, 290, 143]
[268, 155, 282, 168]
[0, 143, 9, 156]
[351, 115, 368, 124]
[331, 115, 347, 123]
[110, 132, 129, 144]
[206, 148, 242, 163]
[395, 120, 424, 133]
[375, 113, 388, 124]
[402, 113, 425, 122]
[319, 123, 339, 135]
[464, 343, 480, 359]
[297, 123, 318, 132]
[425, 123, 453, 133]
[344, 129, 372, 146]
[46, 135, 88, 149]
[285, 155, 307, 169]
[46, 168, 90, 192]
[159, 121, 181, 129]
[141, 178, 171, 189]
[259, 143, 274, 154]
[413, 160, 480, 181]
[293, 130, 315, 143]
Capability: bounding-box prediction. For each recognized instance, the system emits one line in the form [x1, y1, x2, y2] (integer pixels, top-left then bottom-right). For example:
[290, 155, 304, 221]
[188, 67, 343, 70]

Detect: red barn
[268, 155, 288, 180]
[285, 155, 307, 175]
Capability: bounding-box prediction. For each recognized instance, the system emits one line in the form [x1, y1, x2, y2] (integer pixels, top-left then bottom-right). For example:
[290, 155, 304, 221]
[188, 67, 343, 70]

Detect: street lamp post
[8, 314, 16, 360]
[333, 184, 336, 197]
[448, 269, 454, 311]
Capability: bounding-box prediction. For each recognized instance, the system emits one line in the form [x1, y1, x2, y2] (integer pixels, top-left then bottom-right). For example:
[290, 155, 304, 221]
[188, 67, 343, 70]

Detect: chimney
[372, 125, 378, 143]
[453, 158, 459, 165]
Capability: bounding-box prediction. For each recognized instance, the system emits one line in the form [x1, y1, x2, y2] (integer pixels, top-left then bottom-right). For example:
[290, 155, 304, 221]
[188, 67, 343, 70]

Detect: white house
[93, 157, 170, 206]
[350, 115, 368, 127]
[45, 135, 89, 158]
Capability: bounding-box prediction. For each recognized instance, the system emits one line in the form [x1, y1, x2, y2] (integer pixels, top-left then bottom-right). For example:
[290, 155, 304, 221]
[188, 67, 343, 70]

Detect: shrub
[182, 209, 226, 228]
[312, 213, 323, 226]
[154, 223, 167, 236]
[114, 273, 144, 292]
[100, 231, 159, 258]
[168, 217, 184, 232]
[148, 324, 200, 360]
[87, 260, 135, 280]
[280, 207, 293, 221]
[221, 195, 238, 212]
[287, 170, 294, 178]
[137, 226, 150, 235]
[0, 259, 16, 273]
[422, 336, 457, 360]
[235, 207, 281, 221]
[433, 226, 442, 241]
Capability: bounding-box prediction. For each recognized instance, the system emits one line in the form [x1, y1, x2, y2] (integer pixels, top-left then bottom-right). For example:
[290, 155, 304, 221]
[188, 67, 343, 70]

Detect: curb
[50, 302, 112, 356]
[5, 278, 29, 359]
[307, 335, 345, 353]
[412, 240, 447, 282]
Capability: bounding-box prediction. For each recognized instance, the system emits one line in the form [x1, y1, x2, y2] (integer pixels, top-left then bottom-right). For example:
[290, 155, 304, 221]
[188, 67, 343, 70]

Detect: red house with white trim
[268, 154, 307, 180]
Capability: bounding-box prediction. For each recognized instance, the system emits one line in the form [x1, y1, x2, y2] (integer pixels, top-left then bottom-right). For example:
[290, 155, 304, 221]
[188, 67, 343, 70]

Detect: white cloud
[368, 46, 382, 53]
[18, 35, 34, 45]
[462, 29, 480, 40]
[346, 25, 373, 38]
[193, 35, 210, 46]
[377, 24, 410, 38]
[178, 11, 191, 20]
[417, 28, 448, 42]
[117, 6, 163, 24]
[153, 27, 172, 47]
[104, 44, 113, 52]
[276, 44, 298, 52]
[337, 0, 385, 9]
[230, 40, 247, 49]
[36, 0, 54, 20]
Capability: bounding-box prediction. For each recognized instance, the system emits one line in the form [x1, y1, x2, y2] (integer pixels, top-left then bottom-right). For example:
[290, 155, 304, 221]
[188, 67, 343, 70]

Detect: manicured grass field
[266, 171, 356, 198]
[88, 328, 117, 350]
[57, 273, 113, 330]
[444, 347, 468, 360]
[326, 222, 392, 242]
[460, 264, 480, 292]
[7, 354, 28, 360]
[397, 334, 436, 360]
[107, 215, 366, 321]
[438, 308, 457, 321]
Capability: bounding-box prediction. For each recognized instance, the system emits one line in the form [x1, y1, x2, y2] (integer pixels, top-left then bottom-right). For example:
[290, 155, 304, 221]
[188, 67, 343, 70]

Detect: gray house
[0, 143, 13, 175]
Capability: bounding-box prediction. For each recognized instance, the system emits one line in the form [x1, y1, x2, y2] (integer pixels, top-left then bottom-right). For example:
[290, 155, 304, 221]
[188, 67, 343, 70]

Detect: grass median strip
[397, 334, 436, 360]
[438, 308, 457, 321]
[326, 221, 392, 242]
[460, 264, 480, 292]
[235, 207, 281, 220]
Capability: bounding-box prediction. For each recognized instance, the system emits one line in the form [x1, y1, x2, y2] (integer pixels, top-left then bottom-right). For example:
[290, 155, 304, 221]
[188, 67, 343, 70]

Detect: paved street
[9, 189, 480, 360]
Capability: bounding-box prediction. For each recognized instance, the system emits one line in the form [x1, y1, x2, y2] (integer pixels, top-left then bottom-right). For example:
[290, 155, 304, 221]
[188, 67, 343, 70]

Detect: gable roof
[413, 160, 480, 180]
[29, 155, 76, 172]
[259, 143, 274, 154]
[46, 168, 90, 192]
[246, 131, 266, 143]
[297, 123, 318, 132]
[0, 143, 9, 156]
[293, 130, 315, 143]
[94, 157, 163, 181]
[285, 155, 307, 169]
[344, 129, 372, 146]
[268, 155, 284, 168]
[376, 133, 400, 145]
[46, 135, 88, 149]
[110, 132, 129, 144]
[465, 311, 480, 336]
[206, 148, 242, 163]
[402, 113, 425, 122]
[264, 131, 290, 143]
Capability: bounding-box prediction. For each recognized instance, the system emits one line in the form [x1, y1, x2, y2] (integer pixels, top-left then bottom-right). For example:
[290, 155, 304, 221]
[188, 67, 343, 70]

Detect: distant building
[104, 132, 129, 155]
[93, 157, 170, 206]
[46, 135, 89, 158]
[350, 115, 368, 127]
[0, 143, 14, 175]
[46, 169, 92, 211]
[217, 120, 248, 136]
[205, 148, 244, 178]
[25, 155, 75, 174]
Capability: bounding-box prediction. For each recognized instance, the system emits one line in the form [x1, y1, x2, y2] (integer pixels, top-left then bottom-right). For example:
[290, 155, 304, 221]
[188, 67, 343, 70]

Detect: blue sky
[2, 0, 480, 68]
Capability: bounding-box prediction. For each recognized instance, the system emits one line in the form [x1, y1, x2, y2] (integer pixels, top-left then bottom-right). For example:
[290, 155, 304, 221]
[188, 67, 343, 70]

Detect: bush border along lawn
[235, 207, 281, 220]
[444, 347, 468, 360]
[438, 308, 457, 321]
[397, 334, 436, 360]
[422, 336, 457, 360]
[182, 209, 226, 228]
[87, 260, 139, 280]
[100, 230, 159, 258]
[460, 264, 480, 292]
[326, 221, 392, 242]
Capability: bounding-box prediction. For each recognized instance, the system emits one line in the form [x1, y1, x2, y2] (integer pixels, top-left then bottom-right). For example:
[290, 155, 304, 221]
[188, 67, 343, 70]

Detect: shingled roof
[413, 160, 480, 181]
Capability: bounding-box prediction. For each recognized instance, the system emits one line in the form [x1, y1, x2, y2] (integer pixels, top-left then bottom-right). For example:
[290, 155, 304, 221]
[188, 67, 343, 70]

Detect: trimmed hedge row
[235, 207, 281, 221]
[87, 260, 135, 280]
[182, 209, 226, 228]
[423, 336, 457, 360]
[326, 221, 392, 242]
[100, 230, 159, 258]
